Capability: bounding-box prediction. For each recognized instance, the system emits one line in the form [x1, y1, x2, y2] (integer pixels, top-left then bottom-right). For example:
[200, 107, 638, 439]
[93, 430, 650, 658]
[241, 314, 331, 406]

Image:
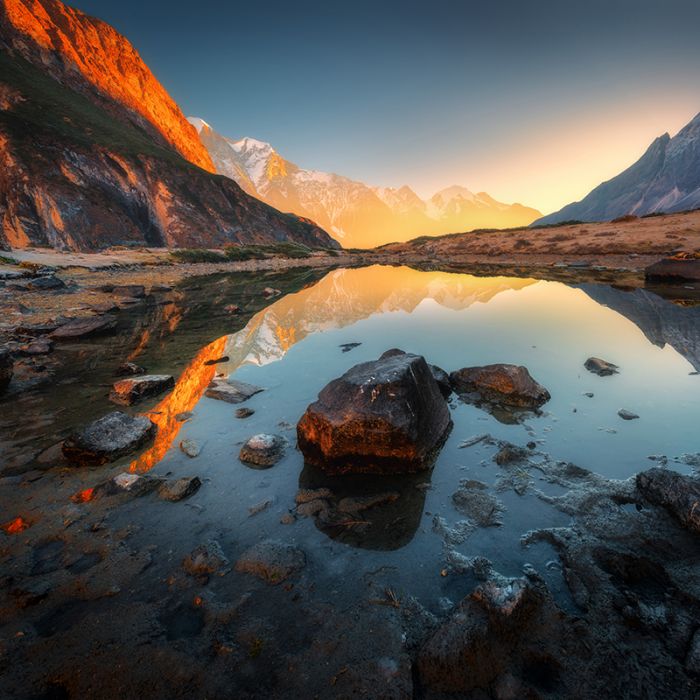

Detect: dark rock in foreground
[109, 375, 174, 406]
[645, 256, 700, 282]
[636, 468, 700, 534]
[205, 378, 263, 404]
[62, 411, 156, 466]
[585, 357, 619, 376]
[235, 539, 306, 584]
[297, 350, 451, 474]
[239, 434, 285, 467]
[50, 315, 118, 341]
[450, 364, 550, 409]
[0, 347, 13, 394]
[115, 362, 145, 377]
[26, 276, 66, 291]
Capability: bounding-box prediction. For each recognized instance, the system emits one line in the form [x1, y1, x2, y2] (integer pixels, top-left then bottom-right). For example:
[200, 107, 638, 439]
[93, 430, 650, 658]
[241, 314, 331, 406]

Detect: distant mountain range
[0, 0, 337, 251]
[189, 118, 543, 248]
[535, 112, 700, 226]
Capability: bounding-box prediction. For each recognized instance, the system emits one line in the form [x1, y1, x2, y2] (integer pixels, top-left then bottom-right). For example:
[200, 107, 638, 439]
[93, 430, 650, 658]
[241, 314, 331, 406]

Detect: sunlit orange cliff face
[0, 0, 215, 172]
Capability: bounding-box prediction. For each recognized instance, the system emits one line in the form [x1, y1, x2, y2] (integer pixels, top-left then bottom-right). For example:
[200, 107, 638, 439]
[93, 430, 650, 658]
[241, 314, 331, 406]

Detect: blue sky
[73, 0, 700, 213]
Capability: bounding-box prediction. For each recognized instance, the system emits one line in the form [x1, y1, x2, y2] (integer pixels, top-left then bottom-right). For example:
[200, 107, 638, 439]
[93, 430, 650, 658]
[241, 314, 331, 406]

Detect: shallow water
[110, 265, 700, 611]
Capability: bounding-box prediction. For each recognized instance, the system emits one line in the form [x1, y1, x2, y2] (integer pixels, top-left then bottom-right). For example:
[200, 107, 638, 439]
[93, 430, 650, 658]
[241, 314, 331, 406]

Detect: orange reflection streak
[127, 329, 151, 361]
[129, 335, 228, 473]
[2, 516, 29, 534]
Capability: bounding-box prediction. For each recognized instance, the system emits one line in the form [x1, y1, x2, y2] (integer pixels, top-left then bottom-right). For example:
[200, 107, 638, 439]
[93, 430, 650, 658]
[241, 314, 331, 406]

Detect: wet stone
[618, 409, 639, 420]
[235, 539, 306, 585]
[235, 407, 255, 419]
[239, 434, 285, 467]
[158, 476, 201, 502]
[183, 541, 228, 577]
[62, 411, 156, 466]
[585, 357, 619, 376]
[109, 375, 174, 406]
[179, 439, 201, 458]
[115, 361, 145, 377]
[494, 443, 530, 465]
[50, 315, 118, 340]
[205, 378, 263, 404]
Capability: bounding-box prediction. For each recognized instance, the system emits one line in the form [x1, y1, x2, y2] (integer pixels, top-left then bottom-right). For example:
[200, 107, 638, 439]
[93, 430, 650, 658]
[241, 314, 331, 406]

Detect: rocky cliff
[0, 2, 338, 251]
[0, 0, 213, 171]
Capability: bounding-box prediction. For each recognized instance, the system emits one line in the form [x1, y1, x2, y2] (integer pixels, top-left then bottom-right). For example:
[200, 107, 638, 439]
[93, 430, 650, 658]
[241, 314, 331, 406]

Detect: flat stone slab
[205, 378, 263, 404]
[159, 476, 202, 502]
[62, 411, 156, 466]
[235, 539, 306, 584]
[50, 315, 118, 340]
[109, 375, 174, 406]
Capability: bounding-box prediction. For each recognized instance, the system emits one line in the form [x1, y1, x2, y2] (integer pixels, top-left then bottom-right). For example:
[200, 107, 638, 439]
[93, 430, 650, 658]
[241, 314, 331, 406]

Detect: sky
[73, 0, 700, 214]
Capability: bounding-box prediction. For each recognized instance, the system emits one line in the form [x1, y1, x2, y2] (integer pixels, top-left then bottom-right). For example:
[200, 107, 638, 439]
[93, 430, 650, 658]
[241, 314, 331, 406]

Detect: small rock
[112, 285, 146, 298]
[26, 276, 65, 291]
[109, 375, 174, 406]
[175, 411, 194, 422]
[62, 412, 156, 466]
[239, 434, 285, 467]
[340, 342, 362, 352]
[50, 315, 118, 340]
[262, 287, 281, 298]
[114, 472, 141, 490]
[583, 392, 594, 398]
[19, 338, 53, 355]
[618, 409, 639, 420]
[296, 499, 329, 517]
[235, 407, 255, 419]
[584, 357, 619, 376]
[249, 499, 274, 516]
[450, 364, 550, 409]
[159, 476, 202, 502]
[494, 444, 529, 465]
[235, 539, 306, 584]
[459, 434, 491, 449]
[280, 513, 296, 525]
[115, 362, 145, 377]
[183, 541, 228, 577]
[224, 304, 240, 314]
[179, 439, 201, 458]
[205, 378, 263, 404]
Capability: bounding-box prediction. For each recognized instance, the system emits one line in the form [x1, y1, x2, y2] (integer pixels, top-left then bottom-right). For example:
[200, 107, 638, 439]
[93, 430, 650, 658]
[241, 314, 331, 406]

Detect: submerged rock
[109, 375, 174, 406]
[584, 357, 619, 376]
[62, 411, 156, 466]
[159, 476, 202, 502]
[239, 434, 285, 467]
[205, 378, 263, 404]
[636, 468, 700, 534]
[115, 362, 145, 377]
[235, 539, 306, 584]
[183, 541, 228, 577]
[452, 480, 505, 526]
[297, 350, 451, 474]
[179, 439, 201, 458]
[0, 347, 13, 393]
[235, 407, 255, 419]
[450, 364, 550, 409]
[50, 315, 118, 340]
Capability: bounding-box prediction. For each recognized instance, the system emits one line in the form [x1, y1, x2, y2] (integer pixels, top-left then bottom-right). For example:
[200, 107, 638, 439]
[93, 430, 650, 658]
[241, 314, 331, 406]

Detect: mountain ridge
[534, 111, 700, 226]
[189, 118, 543, 248]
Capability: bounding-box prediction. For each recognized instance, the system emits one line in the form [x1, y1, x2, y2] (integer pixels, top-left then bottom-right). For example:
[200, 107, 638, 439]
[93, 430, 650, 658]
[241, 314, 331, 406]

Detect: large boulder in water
[450, 364, 550, 409]
[297, 351, 451, 474]
[0, 347, 13, 394]
[62, 411, 156, 466]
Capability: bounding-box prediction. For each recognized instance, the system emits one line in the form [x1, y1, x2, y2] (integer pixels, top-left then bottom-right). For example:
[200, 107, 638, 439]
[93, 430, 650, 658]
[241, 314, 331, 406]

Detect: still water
[116, 265, 699, 610]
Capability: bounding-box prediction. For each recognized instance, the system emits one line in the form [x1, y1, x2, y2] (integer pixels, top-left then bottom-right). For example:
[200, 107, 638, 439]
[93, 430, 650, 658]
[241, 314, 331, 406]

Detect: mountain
[0, 0, 338, 251]
[535, 112, 700, 226]
[189, 119, 543, 248]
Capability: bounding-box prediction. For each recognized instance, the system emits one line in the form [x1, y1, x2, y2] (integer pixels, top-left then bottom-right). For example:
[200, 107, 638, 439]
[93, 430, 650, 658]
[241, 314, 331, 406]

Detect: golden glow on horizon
[411, 99, 698, 215]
